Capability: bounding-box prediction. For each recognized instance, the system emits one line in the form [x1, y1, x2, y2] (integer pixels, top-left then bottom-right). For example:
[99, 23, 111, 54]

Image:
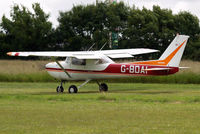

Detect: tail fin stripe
[164, 40, 186, 65]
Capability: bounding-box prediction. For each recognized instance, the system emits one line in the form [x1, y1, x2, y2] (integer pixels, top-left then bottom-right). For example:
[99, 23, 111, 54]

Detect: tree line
[0, 2, 200, 60]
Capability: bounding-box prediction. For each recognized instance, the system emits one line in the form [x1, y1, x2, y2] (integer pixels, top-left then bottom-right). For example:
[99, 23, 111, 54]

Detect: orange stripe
[164, 40, 186, 64]
[130, 40, 186, 66]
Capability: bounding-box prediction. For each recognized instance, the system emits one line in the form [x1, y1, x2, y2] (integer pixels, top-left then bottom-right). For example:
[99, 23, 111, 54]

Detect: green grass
[0, 82, 200, 134]
[0, 72, 200, 84]
[106, 72, 200, 84]
[0, 73, 54, 82]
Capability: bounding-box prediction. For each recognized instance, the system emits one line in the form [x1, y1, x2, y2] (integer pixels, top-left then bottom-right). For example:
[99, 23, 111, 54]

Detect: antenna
[87, 43, 96, 51]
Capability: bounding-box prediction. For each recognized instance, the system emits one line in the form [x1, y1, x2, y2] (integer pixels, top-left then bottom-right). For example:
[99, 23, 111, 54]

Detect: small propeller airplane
[7, 34, 189, 93]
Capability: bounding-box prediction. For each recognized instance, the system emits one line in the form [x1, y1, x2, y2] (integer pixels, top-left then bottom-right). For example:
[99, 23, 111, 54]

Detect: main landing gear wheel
[56, 86, 64, 93]
[99, 83, 108, 92]
[68, 85, 78, 93]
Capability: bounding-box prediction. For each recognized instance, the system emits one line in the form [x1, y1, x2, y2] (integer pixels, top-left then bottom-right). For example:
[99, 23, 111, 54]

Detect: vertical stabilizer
[159, 35, 189, 67]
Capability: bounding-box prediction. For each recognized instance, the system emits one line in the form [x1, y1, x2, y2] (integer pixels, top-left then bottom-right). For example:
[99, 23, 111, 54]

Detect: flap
[106, 53, 133, 58]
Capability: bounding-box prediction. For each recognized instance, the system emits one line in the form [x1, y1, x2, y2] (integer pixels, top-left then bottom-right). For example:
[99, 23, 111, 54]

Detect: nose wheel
[56, 81, 65, 93]
[56, 85, 64, 93]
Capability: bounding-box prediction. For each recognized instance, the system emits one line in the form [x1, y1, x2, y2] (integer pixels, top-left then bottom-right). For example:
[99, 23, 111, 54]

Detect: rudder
[159, 35, 189, 67]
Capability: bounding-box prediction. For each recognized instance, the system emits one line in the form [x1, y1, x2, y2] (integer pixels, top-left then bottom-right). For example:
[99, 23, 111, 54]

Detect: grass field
[0, 82, 200, 134]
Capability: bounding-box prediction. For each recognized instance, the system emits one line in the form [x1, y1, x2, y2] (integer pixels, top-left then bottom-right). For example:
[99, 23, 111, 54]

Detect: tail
[159, 34, 189, 67]
[131, 34, 189, 67]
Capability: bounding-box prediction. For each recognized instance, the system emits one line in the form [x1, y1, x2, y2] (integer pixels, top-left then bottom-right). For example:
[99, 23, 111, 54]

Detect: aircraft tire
[56, 86, 64, 93]
[68, 85, 78, 93]
[99, 83, 108, 92]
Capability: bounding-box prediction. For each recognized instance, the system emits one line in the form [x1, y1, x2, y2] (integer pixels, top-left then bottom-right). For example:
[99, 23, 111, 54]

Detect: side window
[72, 58, 86, 65]
[65, 57, 71, 63]
[95, 59, 108, 65]
[95, 59, 103, 65]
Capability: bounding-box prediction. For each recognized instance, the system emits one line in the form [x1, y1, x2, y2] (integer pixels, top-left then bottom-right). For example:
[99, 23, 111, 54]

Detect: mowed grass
[0, 82, 200, 134]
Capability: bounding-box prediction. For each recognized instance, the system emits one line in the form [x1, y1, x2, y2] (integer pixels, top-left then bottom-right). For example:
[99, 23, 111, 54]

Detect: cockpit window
[72, 58, 86, 65]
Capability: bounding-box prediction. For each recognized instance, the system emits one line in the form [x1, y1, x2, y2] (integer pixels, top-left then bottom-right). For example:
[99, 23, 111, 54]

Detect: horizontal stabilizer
[142, 68, 172, 71]
[179, 67, 190, 69]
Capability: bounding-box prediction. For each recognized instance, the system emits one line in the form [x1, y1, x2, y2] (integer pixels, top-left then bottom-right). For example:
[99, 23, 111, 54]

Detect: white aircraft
[7, 34, 189, 93]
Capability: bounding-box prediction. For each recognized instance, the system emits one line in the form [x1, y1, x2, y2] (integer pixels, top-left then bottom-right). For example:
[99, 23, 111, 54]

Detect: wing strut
[55, 61, 72, 78]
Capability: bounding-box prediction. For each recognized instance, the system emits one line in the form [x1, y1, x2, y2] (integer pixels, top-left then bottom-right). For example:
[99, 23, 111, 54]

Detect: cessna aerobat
[7, 35, 189, 93]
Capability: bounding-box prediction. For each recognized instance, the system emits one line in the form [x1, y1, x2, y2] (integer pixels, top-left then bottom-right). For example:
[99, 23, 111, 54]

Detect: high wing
[7, 48, 158, 59]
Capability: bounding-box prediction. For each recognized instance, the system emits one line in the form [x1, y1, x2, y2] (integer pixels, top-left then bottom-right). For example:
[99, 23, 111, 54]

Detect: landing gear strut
[56, 81, 64, 93]
[67, 79, 91, 94]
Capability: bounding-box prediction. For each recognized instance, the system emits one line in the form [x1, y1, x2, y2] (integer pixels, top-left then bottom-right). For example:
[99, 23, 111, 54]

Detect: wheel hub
[70, 88, 74, 93]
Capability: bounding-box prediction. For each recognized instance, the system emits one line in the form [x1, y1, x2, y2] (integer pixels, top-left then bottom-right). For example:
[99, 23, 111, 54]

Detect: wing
[7, 48, 158, 59]
[100, 48, 159, 58]
[7, 52, 101, 59]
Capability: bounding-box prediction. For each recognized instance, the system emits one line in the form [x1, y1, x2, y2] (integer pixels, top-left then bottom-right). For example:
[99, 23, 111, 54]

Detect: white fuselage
[45, 58, 179, 81]
[46, 61, 115, 80]
[45, 57, 122, 80]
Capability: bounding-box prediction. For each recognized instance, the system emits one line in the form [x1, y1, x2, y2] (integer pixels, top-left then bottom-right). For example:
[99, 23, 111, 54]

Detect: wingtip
[7, 52, 12, 56]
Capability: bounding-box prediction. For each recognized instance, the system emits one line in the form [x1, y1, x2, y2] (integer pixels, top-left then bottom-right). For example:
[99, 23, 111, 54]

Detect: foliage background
[0, 2, 199, 60]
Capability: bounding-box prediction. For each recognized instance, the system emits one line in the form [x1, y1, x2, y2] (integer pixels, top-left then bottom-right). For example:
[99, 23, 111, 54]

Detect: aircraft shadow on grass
[29, 88, 181, 95]
[108, 89, 180, 94]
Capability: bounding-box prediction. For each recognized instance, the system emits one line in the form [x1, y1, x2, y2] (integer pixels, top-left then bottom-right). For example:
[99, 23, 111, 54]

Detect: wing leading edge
[7, 48, 158, 59]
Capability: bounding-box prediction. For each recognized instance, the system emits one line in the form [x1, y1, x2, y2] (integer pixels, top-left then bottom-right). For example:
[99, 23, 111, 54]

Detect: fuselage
[45, 61, 179, 80]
